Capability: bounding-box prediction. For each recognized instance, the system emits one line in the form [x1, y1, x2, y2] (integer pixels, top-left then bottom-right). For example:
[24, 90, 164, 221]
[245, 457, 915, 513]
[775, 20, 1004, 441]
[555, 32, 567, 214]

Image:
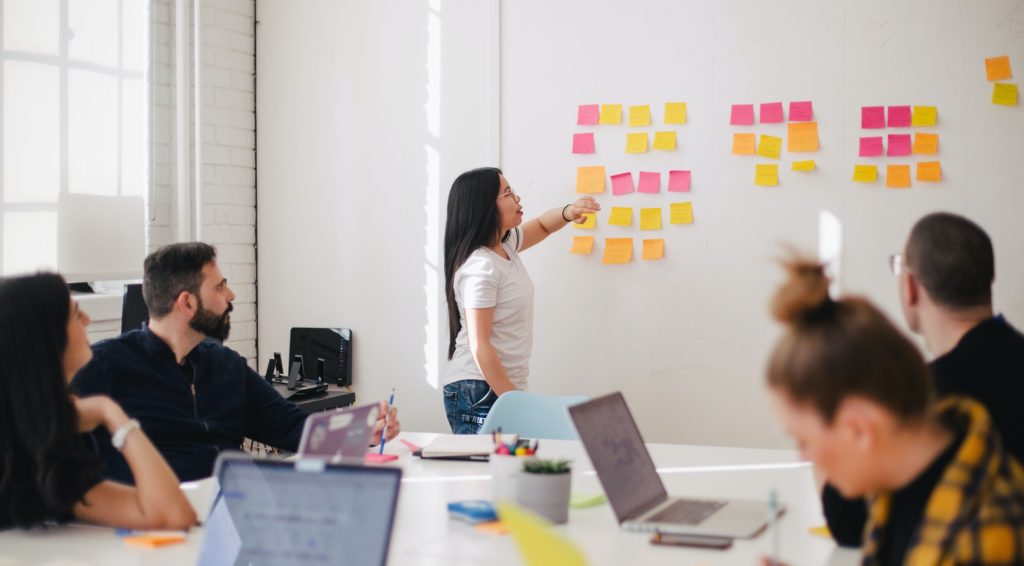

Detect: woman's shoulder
[457, 248, 500, 277]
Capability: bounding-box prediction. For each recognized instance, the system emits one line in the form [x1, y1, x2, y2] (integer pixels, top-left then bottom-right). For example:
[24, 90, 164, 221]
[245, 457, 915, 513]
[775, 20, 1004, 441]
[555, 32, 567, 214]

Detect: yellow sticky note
[986, 55, 1012, 82]
[608, 206, 633, 227]
[732, 133, 756, 155]
[570, 236, 595, 255]
[669, 202, 693, 225]
[809, 525, 832, 538]
[757, 135, 782, 159]
[912, 106, 937, 126]
[852, 165, 878, 183]
[792, 160, 816, 171]
[917, 161, 942, 182]
[498, 503, 587, 566]
[993, 83, 1019, 106]
[886, 164, 911, 188]
[642, 239, 665, 260]
[629, 105, 651, 127]
[639, 208, 662, 231]
[602, 238, 633, 265]
[599, 104, 622, 125]
[574, 212, 596, 229]
[625, 133, 648, 153]
[754, 164, 779, 186]
[652, 131, 677, 150]
[913, 133, 939, 155]
[575, 166, 605, 194]
[787, 122, 819, 152]
[664, 102, 687, 124]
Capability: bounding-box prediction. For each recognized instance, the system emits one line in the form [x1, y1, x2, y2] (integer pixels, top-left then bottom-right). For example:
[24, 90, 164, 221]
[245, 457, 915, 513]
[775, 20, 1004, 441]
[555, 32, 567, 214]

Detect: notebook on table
[569, 392, 780, 539]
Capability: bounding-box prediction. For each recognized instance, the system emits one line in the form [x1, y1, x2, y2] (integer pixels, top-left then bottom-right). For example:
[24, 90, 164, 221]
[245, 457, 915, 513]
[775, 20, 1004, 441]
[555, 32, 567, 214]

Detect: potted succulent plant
[514, 459, 572, 524]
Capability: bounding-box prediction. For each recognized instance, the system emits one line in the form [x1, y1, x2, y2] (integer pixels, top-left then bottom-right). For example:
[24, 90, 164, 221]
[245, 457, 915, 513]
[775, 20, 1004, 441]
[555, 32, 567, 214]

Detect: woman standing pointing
[443, 167, 599, 434]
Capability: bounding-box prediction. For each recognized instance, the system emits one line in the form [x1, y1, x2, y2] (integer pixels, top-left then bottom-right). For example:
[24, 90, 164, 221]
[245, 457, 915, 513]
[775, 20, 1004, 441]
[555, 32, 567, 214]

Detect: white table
[0, 433, 860, 566]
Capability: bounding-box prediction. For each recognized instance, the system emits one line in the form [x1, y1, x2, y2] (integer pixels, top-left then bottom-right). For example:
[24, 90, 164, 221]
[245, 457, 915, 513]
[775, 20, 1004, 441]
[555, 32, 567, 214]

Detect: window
[1, 0, 147, 278]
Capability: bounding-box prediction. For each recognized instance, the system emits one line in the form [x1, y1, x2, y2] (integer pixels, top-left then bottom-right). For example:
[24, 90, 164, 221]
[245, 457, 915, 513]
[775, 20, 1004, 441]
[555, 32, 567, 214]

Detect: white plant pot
[515, 471, 572, 524]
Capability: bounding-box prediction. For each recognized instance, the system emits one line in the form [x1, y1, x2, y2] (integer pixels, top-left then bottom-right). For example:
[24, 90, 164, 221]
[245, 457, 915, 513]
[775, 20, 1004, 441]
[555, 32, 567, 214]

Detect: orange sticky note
[669, 202, 693, 225]
[754, 164, 779, 186]
[599, 104, 622, 125]
[913, 133, 939, 155]
[912, 106, 937, 127]
[570, 236, 595, 255]
[575, 166, 605, 194]
[642, 239, 664, 260]
[886, 164, 911, 188]
[652, 131, 677, 150]
[664, 102, 687, 124]
[787, 122, 819, 152]
[574, 212, 596, 229]
[123, 533, 187, 548]
[602, 238, 633, 264]
[626, 133, 649, 153]
[985, 55, 1012, 82]
[852, 165, 878, 183]
[475, 521, 509, 536]
[917, 161, 942, 182]
[732, 133, 756, 155]
[629, 105, 651, 127]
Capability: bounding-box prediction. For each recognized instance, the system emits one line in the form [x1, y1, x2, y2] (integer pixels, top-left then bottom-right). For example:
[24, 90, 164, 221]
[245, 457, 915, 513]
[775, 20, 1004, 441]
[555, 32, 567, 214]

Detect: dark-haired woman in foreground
[0, 273, 196, 530]
[443, 167, 600, 433]
[764, 258, 1024, 564]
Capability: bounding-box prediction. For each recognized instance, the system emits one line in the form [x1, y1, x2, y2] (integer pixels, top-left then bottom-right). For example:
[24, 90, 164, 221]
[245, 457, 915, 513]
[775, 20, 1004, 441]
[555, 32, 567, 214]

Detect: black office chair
[120, 283, 149, 334]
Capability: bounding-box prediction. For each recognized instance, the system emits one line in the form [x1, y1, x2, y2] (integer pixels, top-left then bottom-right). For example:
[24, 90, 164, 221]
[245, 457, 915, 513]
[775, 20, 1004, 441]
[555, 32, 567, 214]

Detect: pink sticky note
[859, 136, 884, 157]
[760, 102, 784, 123]
[610, 172, 634, 195]
[887, 134, 912, 157]
[789, 101, 813, 122]
[572, 133, 595, 154]
[887, 106, 911, 128]
[730, 104, 755, 125]
[861, 106, 885, 129]
[668, 170, 691, 192]
[577, 104, 599, 126]
[637, 171, 661, 193]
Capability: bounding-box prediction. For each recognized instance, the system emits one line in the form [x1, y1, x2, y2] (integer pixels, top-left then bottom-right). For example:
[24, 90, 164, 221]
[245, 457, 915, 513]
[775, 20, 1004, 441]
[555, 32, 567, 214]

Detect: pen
[768, 488, 779, 566]
[378, 388, 395, 455]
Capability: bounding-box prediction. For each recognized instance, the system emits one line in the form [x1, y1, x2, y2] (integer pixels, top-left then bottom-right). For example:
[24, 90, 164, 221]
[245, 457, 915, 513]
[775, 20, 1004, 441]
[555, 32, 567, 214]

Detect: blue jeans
[443, 379, 496, 434]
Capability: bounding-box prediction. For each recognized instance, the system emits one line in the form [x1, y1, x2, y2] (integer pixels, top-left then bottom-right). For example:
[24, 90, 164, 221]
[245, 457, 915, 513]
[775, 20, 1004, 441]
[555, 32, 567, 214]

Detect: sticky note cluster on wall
[581, 168, 693, 196]
[854, 104, 941, 187]
[985, 55, 1018, 106]
[730, 100, 819, 186]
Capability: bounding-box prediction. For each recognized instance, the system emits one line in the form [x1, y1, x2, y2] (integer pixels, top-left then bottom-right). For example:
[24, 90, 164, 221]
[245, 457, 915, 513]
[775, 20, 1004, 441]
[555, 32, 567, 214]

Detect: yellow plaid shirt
[862, 397, 1024, 565]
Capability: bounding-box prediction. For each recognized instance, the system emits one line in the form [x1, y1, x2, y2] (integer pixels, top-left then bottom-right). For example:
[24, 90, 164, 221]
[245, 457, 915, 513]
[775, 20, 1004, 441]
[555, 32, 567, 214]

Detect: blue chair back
[479, 391, 589, 440]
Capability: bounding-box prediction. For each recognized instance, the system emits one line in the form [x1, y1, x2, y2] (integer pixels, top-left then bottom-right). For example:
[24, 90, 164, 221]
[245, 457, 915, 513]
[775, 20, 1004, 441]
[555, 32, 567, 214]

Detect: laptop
[297, 403, 380, 461]
[568, 392, 779, 539]
[197, 453, 402, 566]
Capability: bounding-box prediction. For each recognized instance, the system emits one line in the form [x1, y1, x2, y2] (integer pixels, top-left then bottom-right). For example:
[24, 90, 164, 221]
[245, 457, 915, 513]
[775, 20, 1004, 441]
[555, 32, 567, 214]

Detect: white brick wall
[90, 0, 257, 368]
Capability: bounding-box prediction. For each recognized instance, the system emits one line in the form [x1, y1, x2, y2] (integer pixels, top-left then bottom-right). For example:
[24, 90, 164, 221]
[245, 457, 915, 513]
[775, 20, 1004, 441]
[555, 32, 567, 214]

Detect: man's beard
[190, 297, 232, 341]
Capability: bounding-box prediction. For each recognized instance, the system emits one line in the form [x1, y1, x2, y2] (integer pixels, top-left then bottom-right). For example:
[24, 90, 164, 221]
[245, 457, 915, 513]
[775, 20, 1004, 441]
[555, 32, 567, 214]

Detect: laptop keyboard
[648, 499, 727, 525]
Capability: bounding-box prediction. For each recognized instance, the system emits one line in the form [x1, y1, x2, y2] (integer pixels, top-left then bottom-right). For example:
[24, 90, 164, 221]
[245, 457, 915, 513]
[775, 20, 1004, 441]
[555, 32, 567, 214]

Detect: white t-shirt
[445, 227, 535, 391]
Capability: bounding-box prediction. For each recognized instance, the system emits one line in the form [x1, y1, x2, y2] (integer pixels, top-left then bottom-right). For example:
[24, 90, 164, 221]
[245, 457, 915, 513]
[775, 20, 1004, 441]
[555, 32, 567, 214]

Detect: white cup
[490, 454, 535, 503]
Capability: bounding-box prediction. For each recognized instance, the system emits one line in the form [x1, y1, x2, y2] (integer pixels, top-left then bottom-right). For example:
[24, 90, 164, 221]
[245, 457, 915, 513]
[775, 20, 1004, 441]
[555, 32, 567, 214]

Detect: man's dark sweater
[71, 327, 308, 483]
[822, 315, 1024, 547]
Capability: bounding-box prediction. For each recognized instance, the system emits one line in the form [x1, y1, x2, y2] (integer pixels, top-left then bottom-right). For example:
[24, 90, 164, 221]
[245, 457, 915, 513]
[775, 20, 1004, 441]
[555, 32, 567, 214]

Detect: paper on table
[577, 104, 599, 126]
[886, 164, 911, 188]
[637, 171, 660, 193]
[664, 102, 687, 124]
[602, 238, 633, 264]
[575, 166, 605, 194]
[640, 208, 662, 231]
[667, 170, 691, 192]
[498, 503, 587, 566]
[608, 207, 633, 227]
[642, 239, 664, 260]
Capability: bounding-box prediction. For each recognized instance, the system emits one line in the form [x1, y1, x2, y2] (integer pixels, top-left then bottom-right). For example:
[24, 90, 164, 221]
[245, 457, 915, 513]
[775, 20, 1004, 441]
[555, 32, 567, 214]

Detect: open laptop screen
[198, 456, 401, 566]
[569, 392, 668, 522]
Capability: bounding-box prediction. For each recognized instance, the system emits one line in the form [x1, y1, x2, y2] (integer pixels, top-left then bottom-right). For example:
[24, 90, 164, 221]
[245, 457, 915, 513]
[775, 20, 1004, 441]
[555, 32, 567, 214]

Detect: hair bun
[771, 257, 831, 324]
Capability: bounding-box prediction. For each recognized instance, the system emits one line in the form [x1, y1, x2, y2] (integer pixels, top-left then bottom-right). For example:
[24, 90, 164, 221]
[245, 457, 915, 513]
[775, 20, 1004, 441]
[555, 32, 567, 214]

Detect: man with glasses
[823, 212, 1024, 546]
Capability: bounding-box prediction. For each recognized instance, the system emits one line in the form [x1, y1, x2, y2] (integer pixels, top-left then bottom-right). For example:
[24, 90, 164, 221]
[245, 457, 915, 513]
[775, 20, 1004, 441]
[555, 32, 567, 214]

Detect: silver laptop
[569, 392, 779, 538]
[297, 403, 380, 461]
[197, 453, 402, 566]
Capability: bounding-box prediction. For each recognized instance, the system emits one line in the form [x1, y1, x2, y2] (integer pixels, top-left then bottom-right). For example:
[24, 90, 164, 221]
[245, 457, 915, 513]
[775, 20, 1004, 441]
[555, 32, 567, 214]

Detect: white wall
[257, 0, 1024, 447]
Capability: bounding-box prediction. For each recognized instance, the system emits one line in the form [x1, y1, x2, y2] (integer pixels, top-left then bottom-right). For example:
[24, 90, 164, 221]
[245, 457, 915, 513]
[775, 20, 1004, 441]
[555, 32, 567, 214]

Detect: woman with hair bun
[765, 257, 1024, 565]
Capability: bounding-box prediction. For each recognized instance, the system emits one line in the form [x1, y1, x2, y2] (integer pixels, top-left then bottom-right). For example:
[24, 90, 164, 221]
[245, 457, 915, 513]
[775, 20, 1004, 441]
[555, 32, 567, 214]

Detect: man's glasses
[888, 253, 903, 275]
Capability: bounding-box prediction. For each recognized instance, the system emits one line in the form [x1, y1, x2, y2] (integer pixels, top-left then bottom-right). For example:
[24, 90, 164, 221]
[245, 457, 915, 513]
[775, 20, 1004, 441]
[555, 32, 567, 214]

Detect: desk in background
[271, 382, 355, 413]
[0, 433, 860, 565]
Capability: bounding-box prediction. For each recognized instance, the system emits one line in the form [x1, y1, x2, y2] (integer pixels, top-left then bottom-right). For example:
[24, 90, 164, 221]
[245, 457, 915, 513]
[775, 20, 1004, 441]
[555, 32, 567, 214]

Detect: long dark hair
[0, 273, 102, 528]
[444, 167, 508, 359]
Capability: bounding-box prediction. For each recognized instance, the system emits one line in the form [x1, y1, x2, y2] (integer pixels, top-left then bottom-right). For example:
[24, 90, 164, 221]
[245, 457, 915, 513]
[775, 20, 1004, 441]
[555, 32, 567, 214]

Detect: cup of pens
[489, 430, 537, 503]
